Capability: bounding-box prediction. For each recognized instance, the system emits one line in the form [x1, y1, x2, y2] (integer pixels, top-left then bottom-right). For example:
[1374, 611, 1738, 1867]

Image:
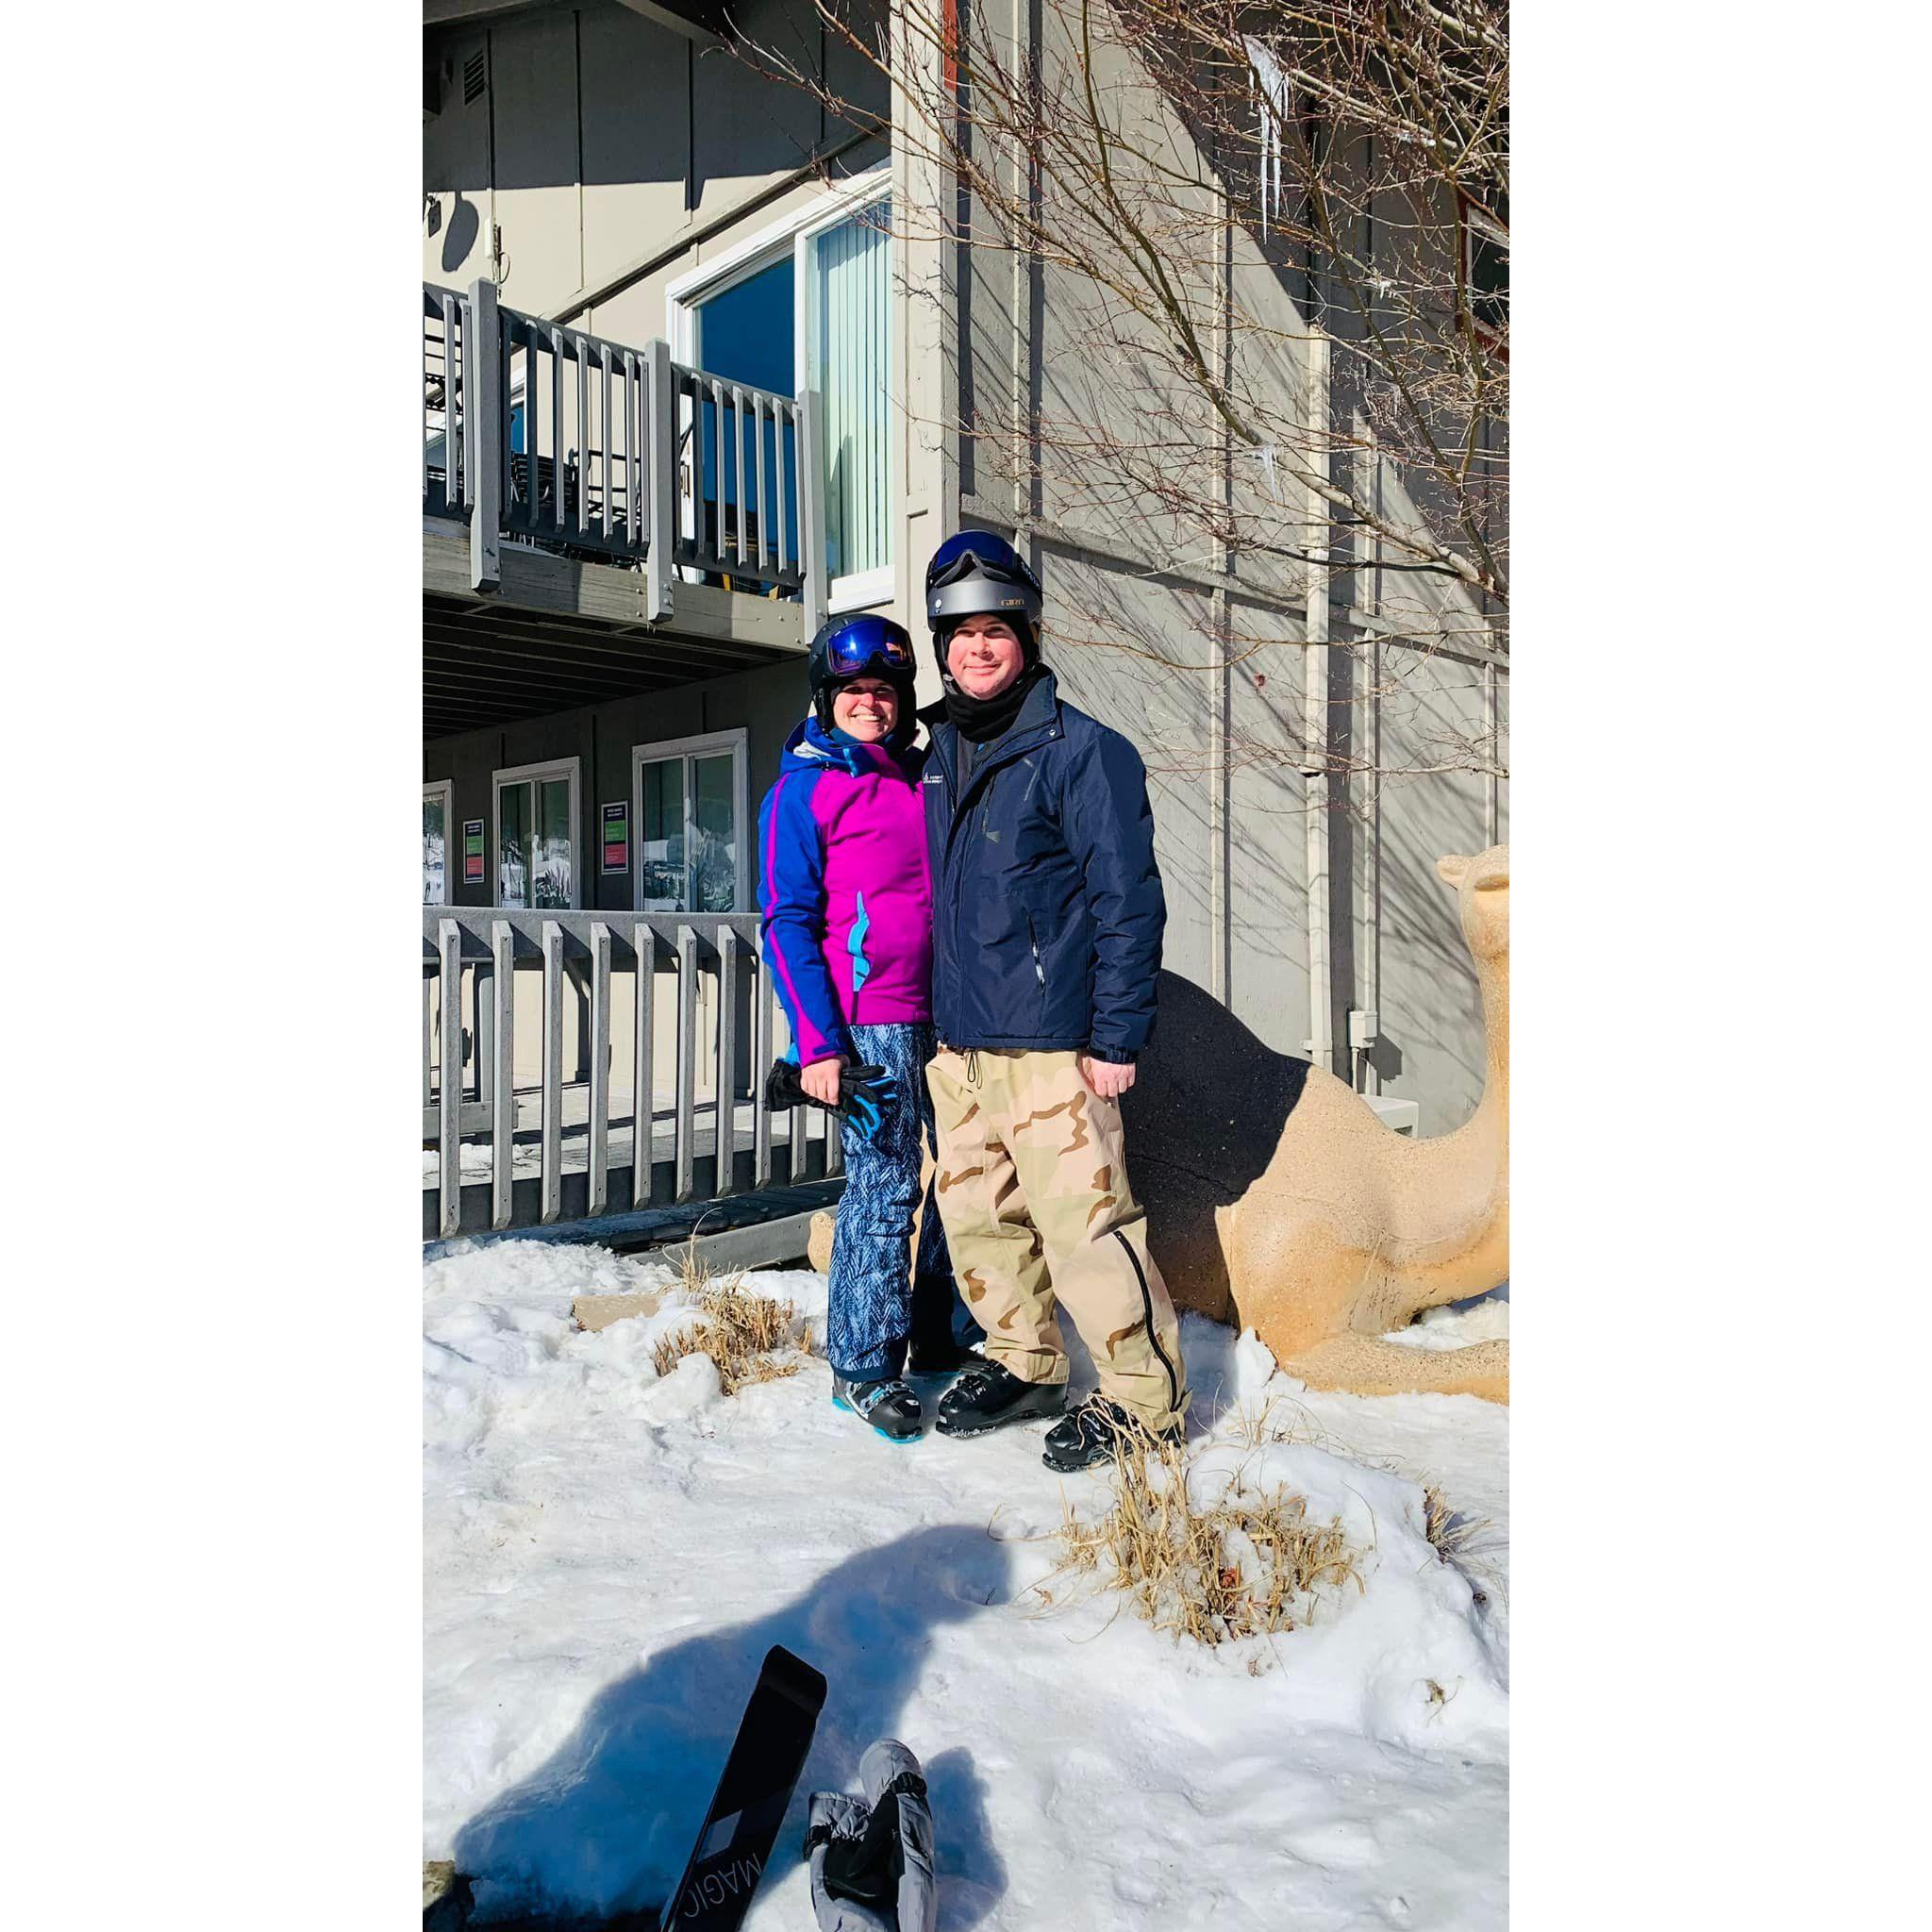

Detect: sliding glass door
[493, 759, 579, 909]
[675, 174, 893, 610]
[633, 732, 747, 913]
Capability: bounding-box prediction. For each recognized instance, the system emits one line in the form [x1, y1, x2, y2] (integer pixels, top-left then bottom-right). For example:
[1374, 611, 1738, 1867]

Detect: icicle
[1252, 60, 1268, 240]
[1248, 37, 1290, 240]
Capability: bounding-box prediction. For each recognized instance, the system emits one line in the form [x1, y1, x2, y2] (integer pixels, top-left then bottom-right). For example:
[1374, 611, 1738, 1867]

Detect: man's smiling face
[945, 614, 1025, 699]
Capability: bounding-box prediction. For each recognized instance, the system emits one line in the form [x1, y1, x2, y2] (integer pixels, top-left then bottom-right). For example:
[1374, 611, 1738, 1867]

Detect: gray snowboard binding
[802, 1738, 937, 1932]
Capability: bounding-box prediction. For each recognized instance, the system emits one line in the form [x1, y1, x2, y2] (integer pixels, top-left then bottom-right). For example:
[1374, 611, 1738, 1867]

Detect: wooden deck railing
[423, 280, 825, 635]
[423, 909, 843, 1241]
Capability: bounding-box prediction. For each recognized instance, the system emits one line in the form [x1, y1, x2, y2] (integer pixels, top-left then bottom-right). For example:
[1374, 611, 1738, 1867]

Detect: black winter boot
[1041, 1396, 1183, 1473]
[934, 1359, 1066, 1437]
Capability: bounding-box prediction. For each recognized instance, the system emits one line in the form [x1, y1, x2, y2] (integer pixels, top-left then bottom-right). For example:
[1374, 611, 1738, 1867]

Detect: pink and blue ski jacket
[757, 717, 934, 1066]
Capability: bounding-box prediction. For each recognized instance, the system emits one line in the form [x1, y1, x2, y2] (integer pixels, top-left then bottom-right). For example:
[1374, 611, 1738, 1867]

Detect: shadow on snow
[453, 1522, 1013, 1929]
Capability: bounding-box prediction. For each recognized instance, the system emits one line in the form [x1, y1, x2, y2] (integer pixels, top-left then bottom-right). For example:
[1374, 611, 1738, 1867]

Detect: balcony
[423, 280, 824, 738]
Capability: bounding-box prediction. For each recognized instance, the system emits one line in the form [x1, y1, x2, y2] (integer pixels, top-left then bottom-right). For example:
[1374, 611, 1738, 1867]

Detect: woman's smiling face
[832, 677, 899, 742]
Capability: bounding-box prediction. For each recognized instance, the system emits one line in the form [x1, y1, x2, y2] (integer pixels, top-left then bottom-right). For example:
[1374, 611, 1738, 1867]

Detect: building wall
[425, 3, 890, 319]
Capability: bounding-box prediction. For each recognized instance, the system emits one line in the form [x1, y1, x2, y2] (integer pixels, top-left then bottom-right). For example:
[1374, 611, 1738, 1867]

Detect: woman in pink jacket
[757, 615, 982, 1441]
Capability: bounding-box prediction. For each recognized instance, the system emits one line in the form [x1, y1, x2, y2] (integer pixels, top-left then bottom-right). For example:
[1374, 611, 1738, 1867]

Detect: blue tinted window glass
[694, 256, 797, 557]
[696, 258, 795, 394]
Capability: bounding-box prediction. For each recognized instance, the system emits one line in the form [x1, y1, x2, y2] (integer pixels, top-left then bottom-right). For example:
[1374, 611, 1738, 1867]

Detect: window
[691, 255, 800, 571]
[1460, 191, 1508, 341]
[493, 758, 580, 908]
[424, 781, 453, 905]
[632, 730, 748, 913]
[807, 199, 891, 601]
[668, 168, 893, 610]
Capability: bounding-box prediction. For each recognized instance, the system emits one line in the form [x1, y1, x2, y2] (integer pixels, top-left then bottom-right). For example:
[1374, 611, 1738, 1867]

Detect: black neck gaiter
[942, 661, 1047, 744]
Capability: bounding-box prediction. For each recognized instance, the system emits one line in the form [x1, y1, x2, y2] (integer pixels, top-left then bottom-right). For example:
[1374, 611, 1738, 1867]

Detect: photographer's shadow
[453, 1523, 1013, 1926]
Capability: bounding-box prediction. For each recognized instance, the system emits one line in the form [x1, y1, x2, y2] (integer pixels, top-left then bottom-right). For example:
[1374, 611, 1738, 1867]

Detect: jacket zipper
[938, 716, 1058, 1041]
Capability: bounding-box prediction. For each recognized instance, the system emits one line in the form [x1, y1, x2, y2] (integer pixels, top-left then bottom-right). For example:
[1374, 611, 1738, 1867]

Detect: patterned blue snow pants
[827, 1022, 984, 1381]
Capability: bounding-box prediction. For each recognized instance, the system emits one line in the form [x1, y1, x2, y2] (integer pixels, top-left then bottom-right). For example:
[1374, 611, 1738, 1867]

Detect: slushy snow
[424, 1241, 1509, 1927]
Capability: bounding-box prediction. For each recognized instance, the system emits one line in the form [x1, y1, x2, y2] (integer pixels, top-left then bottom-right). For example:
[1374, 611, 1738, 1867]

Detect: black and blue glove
[763, 1059, 900, 1138]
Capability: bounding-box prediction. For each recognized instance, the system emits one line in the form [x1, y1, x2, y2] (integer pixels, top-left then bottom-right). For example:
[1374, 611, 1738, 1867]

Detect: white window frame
[630, 728, 751, 914]
[491, 756, 582, 910]
[424, 779, 454, 907]
[664, 164, 893, 613]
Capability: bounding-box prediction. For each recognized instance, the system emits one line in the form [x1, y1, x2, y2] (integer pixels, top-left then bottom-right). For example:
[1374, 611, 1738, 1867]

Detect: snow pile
[425, 1241, 1509, 1927]
[1172, 1438, 1507, 1743]
[1382, 1285, 1511, 1353]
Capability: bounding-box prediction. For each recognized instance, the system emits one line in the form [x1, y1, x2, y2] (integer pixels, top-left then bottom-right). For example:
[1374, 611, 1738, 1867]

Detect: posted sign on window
[601, 801, 629, 876]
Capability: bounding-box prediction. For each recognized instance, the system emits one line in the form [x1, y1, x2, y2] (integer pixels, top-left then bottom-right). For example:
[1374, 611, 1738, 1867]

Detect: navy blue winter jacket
[920, 670, 1165, 1059]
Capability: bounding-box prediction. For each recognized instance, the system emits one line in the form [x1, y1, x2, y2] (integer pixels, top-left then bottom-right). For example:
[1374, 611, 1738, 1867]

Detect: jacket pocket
[1030, 900, 1093, 1039]
[1022, 909, 1054, 1032]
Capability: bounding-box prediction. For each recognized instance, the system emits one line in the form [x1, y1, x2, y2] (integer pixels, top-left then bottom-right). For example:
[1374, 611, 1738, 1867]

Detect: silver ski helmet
[924, 531, 1042, 673]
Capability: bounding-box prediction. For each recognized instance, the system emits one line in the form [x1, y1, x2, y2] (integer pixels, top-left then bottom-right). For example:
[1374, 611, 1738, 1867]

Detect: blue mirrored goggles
[822, 617, 916, 675]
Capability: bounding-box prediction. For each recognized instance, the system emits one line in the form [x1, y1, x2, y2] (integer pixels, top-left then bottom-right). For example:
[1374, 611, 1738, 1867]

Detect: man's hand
[1079, 1055, 1136, 1101]
[800, 1055, 846, 1107]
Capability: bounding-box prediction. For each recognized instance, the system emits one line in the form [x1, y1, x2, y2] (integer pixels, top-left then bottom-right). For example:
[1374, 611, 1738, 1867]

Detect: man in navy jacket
[917, 532, 1189, 1472]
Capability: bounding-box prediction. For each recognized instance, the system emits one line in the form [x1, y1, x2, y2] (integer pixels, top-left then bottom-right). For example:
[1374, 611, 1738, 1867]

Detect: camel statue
[1130, 845, 1508, 1403]
[808, 844, 1508, 1404]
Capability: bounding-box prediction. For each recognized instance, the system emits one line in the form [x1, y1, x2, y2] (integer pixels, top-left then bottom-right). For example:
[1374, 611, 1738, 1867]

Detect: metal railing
[672, 358, 818, 597]
[422, 908, 843, 1241]
[424, 279, 825, 633]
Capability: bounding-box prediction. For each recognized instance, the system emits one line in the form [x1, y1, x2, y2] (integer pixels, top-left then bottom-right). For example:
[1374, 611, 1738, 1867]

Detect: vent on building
[462, 50, 487, 105]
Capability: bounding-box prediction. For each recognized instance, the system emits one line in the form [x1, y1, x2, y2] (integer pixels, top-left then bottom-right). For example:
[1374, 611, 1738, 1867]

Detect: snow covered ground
[425, 1241, 1509, 1928]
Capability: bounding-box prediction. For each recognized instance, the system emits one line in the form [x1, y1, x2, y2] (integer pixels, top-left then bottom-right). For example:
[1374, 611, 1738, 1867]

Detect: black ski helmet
[924, 531, 1043, 675]
[807, 612, 919, 741]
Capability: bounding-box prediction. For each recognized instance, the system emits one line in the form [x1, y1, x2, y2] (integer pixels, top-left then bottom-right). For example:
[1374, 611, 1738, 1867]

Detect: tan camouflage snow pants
[925, 1047, 1188, 1434]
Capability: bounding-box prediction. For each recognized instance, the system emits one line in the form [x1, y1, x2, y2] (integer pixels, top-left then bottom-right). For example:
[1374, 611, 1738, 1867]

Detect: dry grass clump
[1043, 1421, 1362, 1647]
[1422, 1483, 1490, 1566]
[649, 1250, 808, 1396]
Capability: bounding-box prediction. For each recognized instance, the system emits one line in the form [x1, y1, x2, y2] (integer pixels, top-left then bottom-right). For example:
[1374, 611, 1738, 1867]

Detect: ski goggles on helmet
[924, 532, 1043, 627]
[814, 613, 917, 680]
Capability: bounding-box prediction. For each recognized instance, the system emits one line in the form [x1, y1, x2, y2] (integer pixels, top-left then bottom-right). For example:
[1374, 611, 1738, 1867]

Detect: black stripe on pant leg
[1111, 1228, 1181, 1419]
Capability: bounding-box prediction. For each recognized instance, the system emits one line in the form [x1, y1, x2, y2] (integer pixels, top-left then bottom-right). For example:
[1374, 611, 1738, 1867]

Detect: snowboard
[653, 1643, 827, 1930]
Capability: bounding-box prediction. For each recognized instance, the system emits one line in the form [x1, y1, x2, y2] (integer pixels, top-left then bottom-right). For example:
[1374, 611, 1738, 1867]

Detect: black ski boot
[934, 1359, 1066, 1438]
[1041, 1395, 1182, 1473]
[832, 1374, 924, 1443]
